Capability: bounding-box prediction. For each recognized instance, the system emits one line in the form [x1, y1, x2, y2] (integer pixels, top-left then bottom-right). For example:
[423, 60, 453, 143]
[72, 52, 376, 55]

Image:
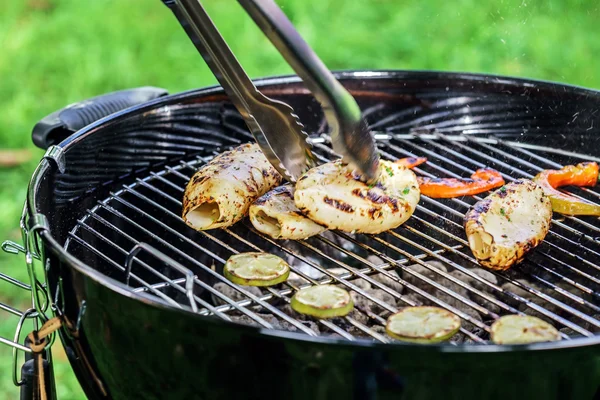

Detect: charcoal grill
[2, 70, 600, 400]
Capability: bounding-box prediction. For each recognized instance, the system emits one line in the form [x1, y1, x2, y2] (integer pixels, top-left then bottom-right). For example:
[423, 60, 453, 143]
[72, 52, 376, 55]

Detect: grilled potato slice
[385, 306, 461, 343]
[223, 252, 290, 287]
[249, 184, 327, 240]
[464, 179, 552, 270]
[491, 315, 561, 344]
[294, 159, 420, 234]
[290, 285, 354, 318]
[182, 143, 282, 230]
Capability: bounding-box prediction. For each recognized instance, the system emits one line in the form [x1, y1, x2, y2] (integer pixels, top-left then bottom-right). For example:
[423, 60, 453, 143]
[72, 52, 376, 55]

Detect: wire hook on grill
[126, 242, 199, 313]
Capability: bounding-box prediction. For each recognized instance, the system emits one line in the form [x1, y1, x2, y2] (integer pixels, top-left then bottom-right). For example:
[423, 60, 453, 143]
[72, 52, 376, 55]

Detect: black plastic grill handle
[32, 86, 168, 149]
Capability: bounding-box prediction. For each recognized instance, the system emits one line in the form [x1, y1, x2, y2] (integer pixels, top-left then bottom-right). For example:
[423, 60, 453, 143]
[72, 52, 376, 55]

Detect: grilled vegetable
[385, 306, 461, 343]
[395, 156, 427, 169]
[491, 315, 561, 345]
[532, 162, 600, 216]
[223, 252, 290, 286]
[294, 159, 420, 234]
[418, 168, 505, 198]
[464, 179, 553, 270]
[182, 143, 282, 230]
[290, 285, 354, 318]
[249, 184, 327, 240]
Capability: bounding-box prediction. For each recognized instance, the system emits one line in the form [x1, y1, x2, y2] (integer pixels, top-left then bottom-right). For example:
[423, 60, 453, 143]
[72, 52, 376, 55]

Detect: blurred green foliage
[0, 0, 598, 398]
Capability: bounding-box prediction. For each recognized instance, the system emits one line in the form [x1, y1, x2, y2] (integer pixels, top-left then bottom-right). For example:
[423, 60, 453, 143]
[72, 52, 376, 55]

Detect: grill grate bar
[313, 140, 598, 334]
[72, 214, 237, 321]
[498, 140, 600, 164]
[471, 138, 600, 213]
[313, 232, 487, 341]
[530, 275, 600, 314]
[132, 277, 187, 293]
[107, 188, 318, 336]
[407, 214, 600, 314]
[154, 159, 485, 341]
[379, 143, 598, 328]
[500, 139, 600, 198]
[126, 179, 365, 339]
[387, 149, 600, 294]
[131, 171, 383, 337]
[67, 130, 600, 343]
[165, 166, 192, 181]
[414, 202, 598, 298]
[82, 209, 237, 322]
[198, 249, 451, 315]
[316, 139, 597, 333]
[326, 232, 485, 341]
[220, 228, 371, 341]
[395, 213, 594, 334]
[144, 157, 466, 338]
[295, 237, 425, 311]
[67, 227, 185, 311]
[382, 140, 600, 284]
[227, 223, 399, 330]
[434, 135, 600, 243]
[136, 172, 394, 318]
[401, 218, 599, 331]
[330, 138, 599, 296]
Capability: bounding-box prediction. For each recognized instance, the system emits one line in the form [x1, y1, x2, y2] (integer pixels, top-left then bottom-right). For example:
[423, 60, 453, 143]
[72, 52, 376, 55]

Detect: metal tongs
[162, 0, 380, 182]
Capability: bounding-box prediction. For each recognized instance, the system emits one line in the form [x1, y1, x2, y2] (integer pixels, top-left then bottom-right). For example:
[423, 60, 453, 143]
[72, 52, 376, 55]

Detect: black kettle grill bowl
[27, 71, 600, 399]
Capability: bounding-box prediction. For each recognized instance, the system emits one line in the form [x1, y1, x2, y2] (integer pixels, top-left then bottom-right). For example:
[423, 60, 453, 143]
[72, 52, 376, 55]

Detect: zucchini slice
[290, 285, 354, 318]
[223, 252, 290, 287]
[385, 306, 461, 343]
[491, 315, 561, 345]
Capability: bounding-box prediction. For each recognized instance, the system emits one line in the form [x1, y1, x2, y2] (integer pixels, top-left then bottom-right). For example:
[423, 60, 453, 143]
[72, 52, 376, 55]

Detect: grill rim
[30, 69, 600, 352]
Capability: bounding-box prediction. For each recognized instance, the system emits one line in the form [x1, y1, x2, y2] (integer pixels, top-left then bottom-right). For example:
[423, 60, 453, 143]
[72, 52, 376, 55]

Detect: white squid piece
[294, 159, 420, 234]
[464, 179, 553, 270]
[182, 143, 282, 230]
[249, 184, 327, 240]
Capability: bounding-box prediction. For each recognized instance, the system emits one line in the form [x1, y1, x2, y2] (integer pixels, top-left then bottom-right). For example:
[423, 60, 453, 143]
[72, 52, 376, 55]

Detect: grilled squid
[464, 179, 553, 270]
[182, 143, 282, 230]
[294, 159, 420, 234]
[249, 184, 327, 240]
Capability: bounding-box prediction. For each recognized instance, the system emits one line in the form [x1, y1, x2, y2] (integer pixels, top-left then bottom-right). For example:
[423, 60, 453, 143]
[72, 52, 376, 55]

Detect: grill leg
[19, 337, 57, 400]
[19, 359, 35, 400]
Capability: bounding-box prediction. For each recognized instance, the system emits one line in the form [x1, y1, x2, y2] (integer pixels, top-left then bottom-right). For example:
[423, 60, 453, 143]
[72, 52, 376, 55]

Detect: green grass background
[0, 0, 598, 398]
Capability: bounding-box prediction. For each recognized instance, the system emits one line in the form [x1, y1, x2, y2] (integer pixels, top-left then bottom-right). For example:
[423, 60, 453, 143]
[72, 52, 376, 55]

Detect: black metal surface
[18, 334, 57, 400]
[65, 133, 600, 342]
[18, 358, 55, 400]
[41, 242, 600, 400]
[19, 359, 35, 400]
[32, 86, 168, 149]
[26, 71, 600, 399]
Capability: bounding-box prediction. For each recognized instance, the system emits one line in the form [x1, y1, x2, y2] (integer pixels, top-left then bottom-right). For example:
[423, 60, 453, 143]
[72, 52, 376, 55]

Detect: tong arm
[163, 0, 260, 118]
[237, 0, 380, 180]
[162, 0, 316, 181]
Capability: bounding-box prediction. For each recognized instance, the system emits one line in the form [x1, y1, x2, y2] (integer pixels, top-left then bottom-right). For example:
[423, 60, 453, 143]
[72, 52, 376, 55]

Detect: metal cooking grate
[65, 128, 600, 345]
